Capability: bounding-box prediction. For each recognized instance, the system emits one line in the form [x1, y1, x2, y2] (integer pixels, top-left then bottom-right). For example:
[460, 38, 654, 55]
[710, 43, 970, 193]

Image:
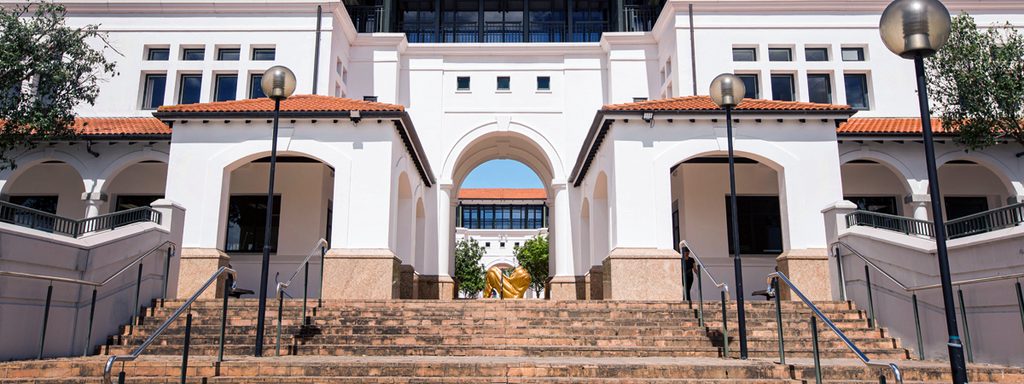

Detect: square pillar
[587, 265, 604, 300]
[602, 248, 682, 301]
[417, 275, 455, 300]
[399, 264, 417, 299]
[177, 248, 230, 299]
[322, 249, 400, 299]
[776, 248, 832, 302]
[547, 275, 585, 300]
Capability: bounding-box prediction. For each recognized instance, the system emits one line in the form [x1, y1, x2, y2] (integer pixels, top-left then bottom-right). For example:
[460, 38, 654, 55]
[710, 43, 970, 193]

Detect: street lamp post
[879, 1, 967, 383]
[254, 66, 297, 357]
[709, 73, 749, 359]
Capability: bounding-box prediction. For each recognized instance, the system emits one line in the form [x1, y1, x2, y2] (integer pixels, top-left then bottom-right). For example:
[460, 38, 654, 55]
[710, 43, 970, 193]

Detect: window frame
[224, 195, 282, 253]
[249, 73, 266, 99]
[770, 73, 796, 102]
[177, 73, 203, 105]
[843, 73, 871, 110]
[841, 47, 866, 62]
[732, 47, 757, 62]
[496, 76, 511, 91]
[141, 73, 167, 110]
[181, 48, 205, 61]
[725, 195, 784, 255]
[767, 47, 793, 62]
[737, 73, 760, 99]
[214, 73, 238, 102]
[805, 47, 830, 62]
[217, 48, 241, 61]
[251, 48, 276, 61]
[146, 48, 170, 61]
[456, 76, 471, 91]
[536, 76, 551, 91]
[807, 73, 833, 104]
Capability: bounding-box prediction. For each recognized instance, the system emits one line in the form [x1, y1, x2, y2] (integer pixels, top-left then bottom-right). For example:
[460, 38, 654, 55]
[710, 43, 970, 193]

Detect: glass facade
[459, 204, 546, 229]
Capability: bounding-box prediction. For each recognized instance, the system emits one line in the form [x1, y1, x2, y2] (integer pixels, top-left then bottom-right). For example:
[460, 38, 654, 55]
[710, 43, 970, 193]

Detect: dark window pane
[844, 74, 869, 109]
[497, 76, 510, 90]
[537, 76, 550, 90]
[845, 196, 898, 215]
[457, 76, 470, 90]
[217, 48, 240, 61]
[732, 48, 756, 62]
[178, 74, 202, 104]
[114, 195, 162, 212]
[770, 74, 795, 101]
[225, 195, 281, 253]
[768, 48, 792, 62]
[252, 48, 276, 60]
[250, 74, 265, 98]
[944, 196, 989, 220]
[841, 47, 864, 61]
[8, 196, 58, 214]
[147, 48, 169, 61]
[725, 196, 783, 255]
[214, 74, 238, 102]
[807, 74, 832, 104]
[182, 48, 205, 61]
[5, 196, 59, 231]
[805, 48, 829, 61]
[738, 74, 759, 99]
[143, 74, 166, 109]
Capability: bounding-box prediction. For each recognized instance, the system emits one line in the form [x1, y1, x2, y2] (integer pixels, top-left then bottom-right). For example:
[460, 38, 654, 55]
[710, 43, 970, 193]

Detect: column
[908, 194, 931, 221]
[81, 192, 106, 218]
[547, 183, 582, 299]
[418, 185, 455, 300]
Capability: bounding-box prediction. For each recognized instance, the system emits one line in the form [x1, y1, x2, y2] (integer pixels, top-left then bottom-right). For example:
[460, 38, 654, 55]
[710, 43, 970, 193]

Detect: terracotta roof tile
[73, 117, 171, 136]
[837, 118, 950, 135]
[458, 188, 547, 200]
[603, 96, 852, 112]
[157, 94, 404, 113]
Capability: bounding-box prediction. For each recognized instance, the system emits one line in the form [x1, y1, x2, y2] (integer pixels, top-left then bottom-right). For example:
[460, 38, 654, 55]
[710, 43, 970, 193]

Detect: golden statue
[484, 266, 532, 299]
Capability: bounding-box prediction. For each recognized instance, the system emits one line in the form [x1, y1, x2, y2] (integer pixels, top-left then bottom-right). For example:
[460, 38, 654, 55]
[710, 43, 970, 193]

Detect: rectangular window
[5, 195, 59, 231]
[807, 73, 832, 104]
[732, 47, 757, 62]
[214, 74, 238, 102]
[497, 76, 511, 91]
[456, 76, 470, 91]
[841, 47, 865, 61]
[217, 48, 240, 61]
[725, 196, 783, 255]
[249, 74, 265, 98]
[768, 48, 792, 62]
[142, 74, 167, 110]
[770, 74, 795, 102]
[737, 74, 759, 99]
[114, 195, 162, 212]
[146, 48, 170, 61]
[8, 195, 59, 214]
[182, 48, 205, 61]
[537, 76, 550, 91]
[845, 196, 899, 215]
[224, 195, 280, 253]
[944, 196, 989, 220]
[805, 47, 829, 61]
[178, 74, 202, 104]
[844, 73, 870, 110]
[252, 48, 276, 60]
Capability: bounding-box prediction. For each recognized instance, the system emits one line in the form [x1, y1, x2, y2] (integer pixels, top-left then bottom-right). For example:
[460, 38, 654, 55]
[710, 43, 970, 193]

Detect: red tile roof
[603, 96, 852, 112]
[837, 118, 951, 135]
[74, 117, 171, 136]
[458, 188, 547, 200]
[157, 94, 404, 113]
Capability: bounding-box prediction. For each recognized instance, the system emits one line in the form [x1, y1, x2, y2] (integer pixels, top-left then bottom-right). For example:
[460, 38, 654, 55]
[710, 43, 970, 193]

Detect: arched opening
[103, 161, 168, 214]
[591, 172, 609, 267]
[937, 160, 1014, 220]
[840, 159, 911, 216]
[2, 161, 87, 219]
[393, 172, 414, 266]
[414, 198, 426, 271]
[579, 198, 591, 280]
[219, 154, 335, 298]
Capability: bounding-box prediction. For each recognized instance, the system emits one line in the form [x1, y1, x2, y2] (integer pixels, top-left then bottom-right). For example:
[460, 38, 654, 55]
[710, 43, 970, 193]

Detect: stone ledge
[605, 247, 681, 260]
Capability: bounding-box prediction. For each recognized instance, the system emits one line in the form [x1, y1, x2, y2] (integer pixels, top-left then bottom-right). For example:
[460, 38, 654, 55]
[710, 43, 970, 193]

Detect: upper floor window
[807, 73, 832, 104]
[768, 48, 792, 62]
[537, 76, 550, 91]
[146, 48, 170, 61]
[252, 48, 276, 61]
[178, 74, 202, 104]
[182, 48, 205, 61]
[805, 47, 829, 61]
[841, 47, 865, 61]
[844, 73, 870, 109]
[770, 74, 795, 102]
[142, 74, 166, 110]
[217, 48, 240, 61]
[497, 76, 511, 91]
[249, 74, 266, 98]
[732, 47, 757, 62]
[214, 74, 238, 102]
[737, 74, 759, 99]
[457, 76, 470, 91]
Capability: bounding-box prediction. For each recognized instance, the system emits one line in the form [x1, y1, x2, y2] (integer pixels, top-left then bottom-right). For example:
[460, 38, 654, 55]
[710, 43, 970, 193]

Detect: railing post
[37, 282, 53, 359]
[912, 293, 924, 360]
[180, 308, 193, 384]
[811, 315, 822, 384]
[219, 274, 232, 363]
[117, 370, 125, 384]
[162, 247, 173, 306]
[682, 258, 690, 306]
[276, 290, 284, 356]
[697, 271, 704, 327]
[865, 265, 876, 329]
[721, 290, 729, 359]
[1016, 281, 1024, 339]
[303, 261, 309, 325]
[957, 286, 974, 363]
[835, 246, 847, 302]
[83, 287, 98, 357]
[131, 263, 144, 335]
[773, 277, 785, 365]
[319, 245, 326, 310]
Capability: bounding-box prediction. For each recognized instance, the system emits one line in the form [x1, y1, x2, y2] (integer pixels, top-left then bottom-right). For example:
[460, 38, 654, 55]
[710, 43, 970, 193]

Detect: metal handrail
[0, 241, 175, 288]
[275, 238, 329, 296]
[845, 210, 934, 238]
[847, 202, 1024, 239]
[0, 200, 162, 238]
[767, 271, 904, 384]
[681, 240, 730, 296]
[274, 238, 329, 356]
[680, 241, 732, 358]
[102, 266, 237, 384]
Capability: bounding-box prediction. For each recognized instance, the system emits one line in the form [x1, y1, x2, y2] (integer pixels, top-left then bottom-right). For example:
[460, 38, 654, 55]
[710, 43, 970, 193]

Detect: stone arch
[590, 172, 610, 266]
[414, 198, 426, 271]
[838, 149, 916, 195]
[94, 149, 170, 195]
[0, 149, 92, 196]
[440, 121, 565, 186]
[935, 151, 1022, 198]
[579, 198, 591, 278]
[393, 171, 415, 265]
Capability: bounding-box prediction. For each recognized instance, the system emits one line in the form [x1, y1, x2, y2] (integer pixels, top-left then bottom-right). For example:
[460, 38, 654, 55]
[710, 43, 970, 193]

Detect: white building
[1, 0, 1024, 364]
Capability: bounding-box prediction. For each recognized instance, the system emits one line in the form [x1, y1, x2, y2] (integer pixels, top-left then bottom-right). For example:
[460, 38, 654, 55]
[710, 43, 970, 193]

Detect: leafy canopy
[926, 13, 1024, 150]
[513, 235, 549, 297]
[454, 238, 486, 298]
[0, 1, 117, 169]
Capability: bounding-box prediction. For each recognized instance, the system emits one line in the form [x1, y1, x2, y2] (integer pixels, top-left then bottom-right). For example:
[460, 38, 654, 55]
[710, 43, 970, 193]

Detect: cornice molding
[5, 0, 340, 15]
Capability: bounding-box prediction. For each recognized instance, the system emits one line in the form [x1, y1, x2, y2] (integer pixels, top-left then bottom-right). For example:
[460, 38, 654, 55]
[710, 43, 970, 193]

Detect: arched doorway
[937, 160, 1016, 220]
[840, 159, 913, 217]
[103, 161, 168, 214]
[2, 161, 87, 219]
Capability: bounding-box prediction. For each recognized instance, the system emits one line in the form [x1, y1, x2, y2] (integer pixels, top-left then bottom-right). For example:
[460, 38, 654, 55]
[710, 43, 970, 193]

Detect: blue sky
[462, 159, 543, 189]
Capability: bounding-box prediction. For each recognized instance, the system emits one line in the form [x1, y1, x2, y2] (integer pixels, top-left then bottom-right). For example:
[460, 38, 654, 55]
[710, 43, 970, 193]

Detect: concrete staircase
[1, 299, 1021, 383]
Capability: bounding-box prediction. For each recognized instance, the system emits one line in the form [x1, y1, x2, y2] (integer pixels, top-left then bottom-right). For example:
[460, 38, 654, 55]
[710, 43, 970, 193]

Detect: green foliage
[454, 238, 486, 298]
[514, 235, 549, 296]
[926, 13, 1024, 150]
[1, 1, 118, 169]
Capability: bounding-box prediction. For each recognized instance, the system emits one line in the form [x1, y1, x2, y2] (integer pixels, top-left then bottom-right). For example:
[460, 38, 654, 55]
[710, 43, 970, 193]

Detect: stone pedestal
[776, 248, 832, 302]
[546, 275, 584, 300]
[399, 264, 417, 299]
[177, 248, 230, 299]
[602, 248, 683, 301]
[322, 249, 400, 300]
[587, 265, 604, 300]
[417, 275, 455, 300]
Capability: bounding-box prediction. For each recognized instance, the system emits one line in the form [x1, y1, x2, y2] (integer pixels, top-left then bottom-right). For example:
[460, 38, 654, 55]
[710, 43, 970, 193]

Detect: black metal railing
[389, 19, 605, 43]
[845, 210, 934, 237]
[621, 5, 657, 32]
[350, 5, 386, 33]
[573, 21, 606, 42]
[275, 239, 329, 356]
[529, 21, 567, 42]
[679, 240, 730, 349]
[847, 202, 1024, 240]
[399, 21, 437, 42]
[0, 201, 161, 238]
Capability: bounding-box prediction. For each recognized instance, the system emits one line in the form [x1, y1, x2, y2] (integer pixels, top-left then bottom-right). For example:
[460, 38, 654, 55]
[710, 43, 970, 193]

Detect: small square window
[249, 74, 265, 99]
[841, 47, 865, 61]
[252, 48, 276, 61]
[182, 48, 205, 61]
[737, 74, 759, 99]
[146, 48, 169, 61]
[768, 48, 792, 62]
[536, 76, 550, 91]
[770, 74, 795, 102]
[497, 76, 511, 91]
[807, 73, 832, 104]
[457, 76, 470, 90]
[500, 242, 506, 248]
[732, 48, 757, 62]
[217, 48, 240, 61]
[485, 242, 491, 248]
[514, 242, 520, 248]
[805, 48, 829, 62]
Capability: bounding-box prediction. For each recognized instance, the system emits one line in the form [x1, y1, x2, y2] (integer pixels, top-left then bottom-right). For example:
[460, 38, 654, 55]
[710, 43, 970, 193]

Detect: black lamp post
[254, 65, 296, 357]
[709, 73, 749, 359]
[879, 1, 965, 382]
